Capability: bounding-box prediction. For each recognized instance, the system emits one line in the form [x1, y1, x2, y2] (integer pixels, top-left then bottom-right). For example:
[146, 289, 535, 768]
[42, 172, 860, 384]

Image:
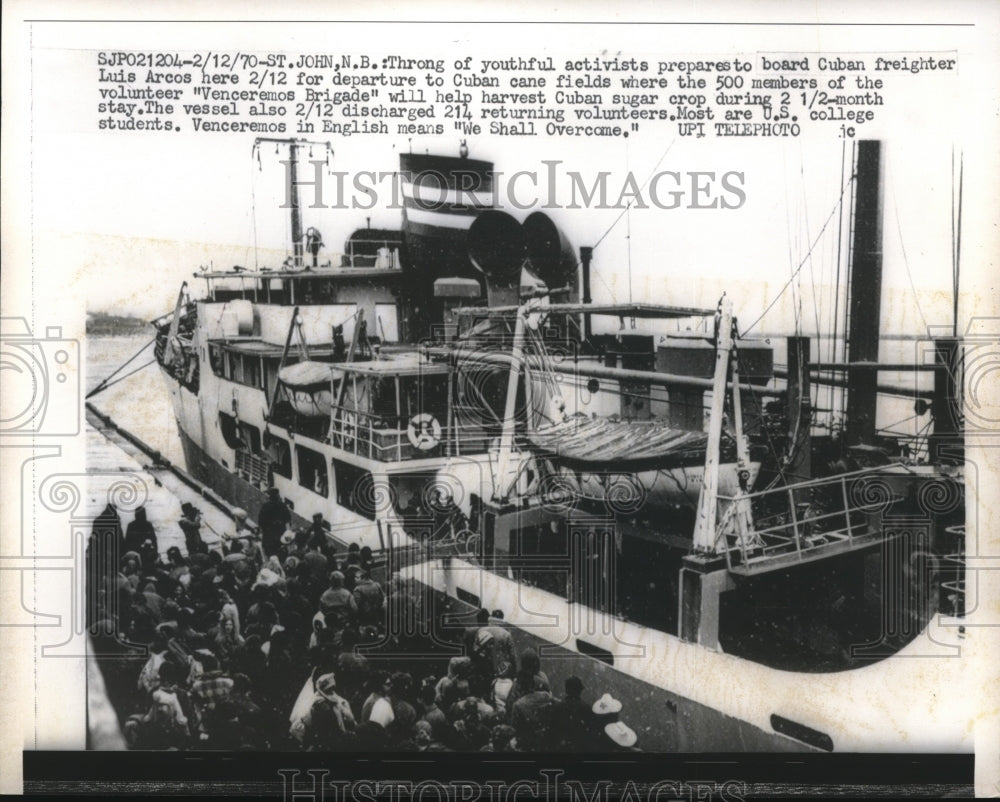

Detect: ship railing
[941, 523, 966, 627]
[331, 408, 423, 460]
[340, 240, 402, 270]
[324, 515, 479, 578]
[716, 466, 906, 575]
[234, 449, 270, 485]
[329, 407, 494, 460]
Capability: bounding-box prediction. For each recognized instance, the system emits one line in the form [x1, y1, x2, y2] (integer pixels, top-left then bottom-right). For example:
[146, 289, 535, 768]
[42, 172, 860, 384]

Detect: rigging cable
[740, 171, 856, 337]
[86, 359, 157, 399]
[625, 138, 634, 304]
[890, 179, 928, 333]
[798, 149, 824, 345]
[830, 139, 847, 427]
[86, 336, 156, 399]
[783, 150, 802, 336]
[588, 139, 679, 304]
[888, 174, 929, 404]
[953, 150, 964, 338]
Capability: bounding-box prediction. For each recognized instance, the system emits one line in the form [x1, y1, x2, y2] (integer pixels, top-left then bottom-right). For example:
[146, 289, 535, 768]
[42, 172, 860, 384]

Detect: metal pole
[288, 140, 304, 269]
[692, 298, 734, 553]
[495, 305, 527, 503]
[580, 246, 593, 340]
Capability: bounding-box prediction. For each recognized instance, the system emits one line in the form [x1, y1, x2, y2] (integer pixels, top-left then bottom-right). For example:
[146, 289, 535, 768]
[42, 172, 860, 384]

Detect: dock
[86, 405, 241, 556]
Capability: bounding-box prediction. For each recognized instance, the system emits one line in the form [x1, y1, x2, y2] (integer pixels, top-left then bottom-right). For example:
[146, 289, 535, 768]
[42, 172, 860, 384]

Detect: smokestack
[523, 212, 578, 300]
[580, 246, 593, 339]
[468, 210, 525, 307]
[845, 141, 884, 447]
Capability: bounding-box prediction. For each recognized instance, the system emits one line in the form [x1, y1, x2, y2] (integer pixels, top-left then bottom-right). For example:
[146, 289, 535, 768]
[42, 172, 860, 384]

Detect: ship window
[264, 432, 292, 479]
[370, 377, 400, 427]
[297, 445, 329, 497]
[218, 412, 242, 449]
[399, 375, 449, 425]
[332, 459, 375, 521]
[231, 352, 244, 383]
[238, 421, 261, 453]
[576, 638, 614, 666]
[770, 715, 834, 752]
[209, 345, 225, 377]
[243, 355, 263, 389]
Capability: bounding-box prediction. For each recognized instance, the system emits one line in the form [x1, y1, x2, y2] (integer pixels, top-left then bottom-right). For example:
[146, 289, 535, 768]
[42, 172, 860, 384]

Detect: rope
[799, 155, 824, 342]
[591, 139, 677, 252]
[86, 359, 156, 398]
[890, 179, 928, 333]
[587, 140, 678, 304]
[86, 337, 156, 399]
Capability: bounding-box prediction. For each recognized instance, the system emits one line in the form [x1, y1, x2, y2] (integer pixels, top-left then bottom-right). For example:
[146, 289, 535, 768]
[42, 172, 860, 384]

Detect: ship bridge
[269, 352, 478, 463]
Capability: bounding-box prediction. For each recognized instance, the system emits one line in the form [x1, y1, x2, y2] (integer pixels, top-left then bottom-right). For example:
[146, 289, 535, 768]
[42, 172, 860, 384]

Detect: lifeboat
[277, 361, 342, 417]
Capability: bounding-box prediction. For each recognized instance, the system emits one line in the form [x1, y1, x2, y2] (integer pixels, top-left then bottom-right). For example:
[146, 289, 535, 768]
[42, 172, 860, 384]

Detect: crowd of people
[87, 490, 643, 752]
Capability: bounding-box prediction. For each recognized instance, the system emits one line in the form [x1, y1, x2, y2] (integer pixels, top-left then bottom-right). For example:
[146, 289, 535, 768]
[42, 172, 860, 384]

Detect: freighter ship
[152, 137, 969, 752]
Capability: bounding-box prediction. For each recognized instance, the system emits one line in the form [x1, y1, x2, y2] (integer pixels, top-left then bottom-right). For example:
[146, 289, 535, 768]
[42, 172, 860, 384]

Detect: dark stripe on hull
[400, 153, 494, 191]
[176, 425, 311, 531]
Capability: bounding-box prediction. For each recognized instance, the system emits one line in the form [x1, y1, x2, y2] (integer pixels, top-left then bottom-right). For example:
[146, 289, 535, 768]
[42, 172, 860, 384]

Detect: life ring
[407, 413, 441, 451]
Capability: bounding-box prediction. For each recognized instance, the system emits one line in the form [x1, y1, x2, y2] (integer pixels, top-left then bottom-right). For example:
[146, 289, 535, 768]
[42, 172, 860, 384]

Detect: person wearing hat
[179, 502, 208, 556]
[258, 487, 291, 560]
[221, 508, 259, 559]
[604, 720, 640, 751]
[591, 692, 623, 717]
[590, 693, 640, 751]
[309, 673, 357, 744]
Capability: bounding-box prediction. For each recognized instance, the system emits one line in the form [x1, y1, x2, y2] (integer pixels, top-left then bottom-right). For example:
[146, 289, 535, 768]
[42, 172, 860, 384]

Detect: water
[86, 331, 184, 466]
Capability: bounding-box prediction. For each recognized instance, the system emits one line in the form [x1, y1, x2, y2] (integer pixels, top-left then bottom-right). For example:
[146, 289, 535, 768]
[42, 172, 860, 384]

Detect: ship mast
[255, 137, 332, 270]
[287, 140, 304, 269]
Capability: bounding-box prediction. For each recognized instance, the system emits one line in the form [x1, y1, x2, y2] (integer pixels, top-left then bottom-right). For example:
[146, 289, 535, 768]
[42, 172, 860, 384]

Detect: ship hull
[401, 583, 808, 752]
[176, 423, 294, 527]
[392, 557, 970, 754]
